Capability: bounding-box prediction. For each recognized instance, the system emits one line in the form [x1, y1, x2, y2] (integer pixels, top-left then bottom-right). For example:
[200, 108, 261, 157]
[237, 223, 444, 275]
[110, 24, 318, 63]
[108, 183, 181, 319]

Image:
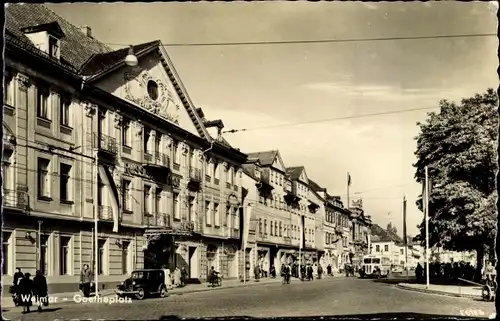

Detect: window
[225, 206, 231, 227]
[270, 221, 274, 236]
[40, 235, 49, 275]
[214, 203, 220, 227]
[121, 241, 130, 275]
[155, 136, 161, 154]
[59, 236, 71, 275]
[274, 221, 278, 236]
[97, 178, 104, 207]
[147, 80, 159, 101]
[122, 119, 131, 147]
[173, 142, 179, 164]
[205, 201, 211, 225]
[232, 207, 238, 230]
[37, 158, 51, 198]
[258, 218, 262, 235]
[48, 36, 59, 58]
[144, 186, 151, 214]
[60, 163, 72, 202]
[2, 232, 11, 275]
[4, 72, 14, 106]
[97, 239, 106, 275]
[188, 197, 194, 222]
[60, 95, 71, 127]
[173, 192, 180, 220]
[264, 219, 267, 235]
[37, 85, 50, 119]
[400, 249, 404, 255]
[279, 222, 282, 237]
[3, 150, 12, 192]
[224, 167, 229, 183]
[156, 189, 162, 214]
[122, 180, 132, 212]
[144, 128, 151, 154]
[384, 245, 389, 252]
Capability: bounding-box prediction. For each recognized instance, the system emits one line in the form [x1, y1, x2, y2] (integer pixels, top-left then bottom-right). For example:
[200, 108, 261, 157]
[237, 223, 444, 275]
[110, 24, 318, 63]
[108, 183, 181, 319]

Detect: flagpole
[403, 195, 408, 279]
[424, 166, 430, 289]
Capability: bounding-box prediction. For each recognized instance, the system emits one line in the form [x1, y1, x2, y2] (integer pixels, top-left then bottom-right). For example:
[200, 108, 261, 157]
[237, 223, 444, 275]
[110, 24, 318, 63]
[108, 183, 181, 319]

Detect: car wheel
[159, 286, 167, 298]
[135, 288, 145, 300]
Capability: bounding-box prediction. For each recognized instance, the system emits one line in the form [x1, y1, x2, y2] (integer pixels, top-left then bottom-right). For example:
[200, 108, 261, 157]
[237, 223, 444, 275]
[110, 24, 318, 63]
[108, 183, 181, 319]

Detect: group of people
[414, 260, 497, 285]
[10, 268, 49, 313]
[163, 266, 189, 289]
[256, 262, 332, 283]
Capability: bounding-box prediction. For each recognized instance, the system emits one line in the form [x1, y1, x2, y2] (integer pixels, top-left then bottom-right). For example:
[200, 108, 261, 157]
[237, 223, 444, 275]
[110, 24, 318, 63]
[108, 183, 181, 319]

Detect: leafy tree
[413, 88, 498, 281]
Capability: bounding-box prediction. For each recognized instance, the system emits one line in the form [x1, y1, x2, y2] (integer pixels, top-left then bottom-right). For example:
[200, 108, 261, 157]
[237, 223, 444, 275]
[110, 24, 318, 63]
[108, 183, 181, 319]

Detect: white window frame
[205, 201, 212, 225]
[144, 185, 151, 215]
[48, 36, 59, 58]
[97, 238, 109, 275]
[214, 203, 220, 227]
[36, 85, 50, 120]
[60, 162, 73, 202]
[122, 119, 131, 147]
[59, 235, 73, 276]
[2, 231, 14, 276]
[37, 157, 51, 198]
[121, 240, 132, 275]
[59, 94, 71, 127]
[122, 179, 132, 212]
[4, 72, 15, 106]
[173, 192, 180, 220]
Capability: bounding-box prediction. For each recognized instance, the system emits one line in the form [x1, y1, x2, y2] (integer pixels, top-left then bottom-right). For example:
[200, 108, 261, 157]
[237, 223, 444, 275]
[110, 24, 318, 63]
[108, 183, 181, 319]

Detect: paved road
[2, 277, 495, 320]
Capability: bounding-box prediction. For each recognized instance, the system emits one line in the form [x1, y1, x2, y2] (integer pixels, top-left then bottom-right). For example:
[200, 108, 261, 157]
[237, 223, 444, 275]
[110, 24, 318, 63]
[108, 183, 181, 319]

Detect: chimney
[79, 26, 92, 38]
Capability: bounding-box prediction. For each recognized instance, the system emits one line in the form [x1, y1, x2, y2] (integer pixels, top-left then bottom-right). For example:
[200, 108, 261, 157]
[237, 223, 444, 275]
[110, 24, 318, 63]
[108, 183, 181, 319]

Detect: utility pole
[403, 195, 408, 279]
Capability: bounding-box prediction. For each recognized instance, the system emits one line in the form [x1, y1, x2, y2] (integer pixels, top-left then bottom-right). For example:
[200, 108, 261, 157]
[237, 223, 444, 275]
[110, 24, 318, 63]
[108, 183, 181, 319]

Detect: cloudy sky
[48, 2, 498, 236]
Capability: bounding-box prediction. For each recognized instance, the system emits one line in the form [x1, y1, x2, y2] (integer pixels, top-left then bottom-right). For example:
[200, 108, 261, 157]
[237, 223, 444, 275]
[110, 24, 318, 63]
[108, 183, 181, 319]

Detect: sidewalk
[2, 275, 344, 309]
[397, 283, 483, 299]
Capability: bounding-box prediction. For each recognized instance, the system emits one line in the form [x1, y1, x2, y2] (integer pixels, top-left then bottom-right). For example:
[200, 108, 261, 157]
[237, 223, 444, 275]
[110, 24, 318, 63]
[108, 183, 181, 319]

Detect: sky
[48, 1, 498, 237]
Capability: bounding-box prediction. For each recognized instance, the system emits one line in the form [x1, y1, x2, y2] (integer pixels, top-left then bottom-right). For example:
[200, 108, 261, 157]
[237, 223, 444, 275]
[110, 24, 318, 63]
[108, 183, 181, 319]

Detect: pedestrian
[327, 264, 332, 277]
[11, 267, 24, 307]
[307, 265, 313, 281]
[163, 266, 172, 290]
[174, 267, 181, 288]
[300, 264, 306, 281]
[254, 265, 260, 281]
[415, 263, 423, 283]
[181, 267, 188, 287]
[18, 272, 33, 314]
[80, 264, 93, 298]
[33, 270, 48, 312]
[317, 264, 323, 279]
[270, 265, 276, 278]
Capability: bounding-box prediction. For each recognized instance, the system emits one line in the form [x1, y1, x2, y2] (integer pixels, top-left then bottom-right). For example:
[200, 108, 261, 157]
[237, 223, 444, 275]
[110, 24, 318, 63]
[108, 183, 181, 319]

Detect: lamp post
[93, 149, 99, 297]
[125, 45, 138, 67]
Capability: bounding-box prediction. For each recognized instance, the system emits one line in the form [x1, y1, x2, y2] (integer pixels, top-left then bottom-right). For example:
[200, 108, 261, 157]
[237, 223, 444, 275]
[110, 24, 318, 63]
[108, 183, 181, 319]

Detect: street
[2, 277, 495, 320]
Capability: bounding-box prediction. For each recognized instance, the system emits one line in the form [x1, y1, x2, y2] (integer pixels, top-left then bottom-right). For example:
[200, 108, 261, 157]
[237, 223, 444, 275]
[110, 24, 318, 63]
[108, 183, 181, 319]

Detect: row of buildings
[2, 4, 371, 293]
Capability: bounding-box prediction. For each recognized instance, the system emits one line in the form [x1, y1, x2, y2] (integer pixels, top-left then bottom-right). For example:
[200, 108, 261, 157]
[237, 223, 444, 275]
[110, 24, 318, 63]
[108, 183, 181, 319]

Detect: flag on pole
[347, 172, 352, 187]
[299, 215, 305, 250]
[98, 165, 120, 233]
[239, 205, 253, 250]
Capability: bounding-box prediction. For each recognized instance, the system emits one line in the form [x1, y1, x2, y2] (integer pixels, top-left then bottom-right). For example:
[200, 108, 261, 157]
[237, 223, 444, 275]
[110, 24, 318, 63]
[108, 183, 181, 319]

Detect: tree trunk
[474, 246, 485, 283]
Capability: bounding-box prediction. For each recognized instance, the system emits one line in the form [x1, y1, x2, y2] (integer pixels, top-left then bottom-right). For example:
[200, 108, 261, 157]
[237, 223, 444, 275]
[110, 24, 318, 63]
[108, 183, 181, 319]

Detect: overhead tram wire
[222, 106, 439, 134]
[100, 32, 497, 48]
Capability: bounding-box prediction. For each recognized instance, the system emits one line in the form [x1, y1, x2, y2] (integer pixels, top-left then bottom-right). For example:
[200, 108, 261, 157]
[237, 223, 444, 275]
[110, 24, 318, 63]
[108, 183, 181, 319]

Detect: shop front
[256, 245, 271, 277]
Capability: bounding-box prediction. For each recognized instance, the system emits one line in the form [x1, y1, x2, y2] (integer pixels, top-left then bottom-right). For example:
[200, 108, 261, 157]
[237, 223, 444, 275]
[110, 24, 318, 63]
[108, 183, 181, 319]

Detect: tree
[413, 88, 498, 281]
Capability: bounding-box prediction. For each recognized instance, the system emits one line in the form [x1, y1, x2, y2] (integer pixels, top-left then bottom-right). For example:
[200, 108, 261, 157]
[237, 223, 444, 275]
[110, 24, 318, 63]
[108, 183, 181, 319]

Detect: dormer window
[49, 36, 59, 59]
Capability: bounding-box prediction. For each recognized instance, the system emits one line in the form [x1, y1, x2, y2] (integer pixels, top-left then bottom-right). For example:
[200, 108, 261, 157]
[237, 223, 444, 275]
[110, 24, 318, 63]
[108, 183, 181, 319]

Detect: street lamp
[125, 45, 138, 67]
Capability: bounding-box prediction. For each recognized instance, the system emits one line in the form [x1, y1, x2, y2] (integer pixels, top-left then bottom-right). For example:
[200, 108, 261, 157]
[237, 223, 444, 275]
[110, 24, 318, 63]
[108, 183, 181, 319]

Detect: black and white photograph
[1, 1, 498, 320]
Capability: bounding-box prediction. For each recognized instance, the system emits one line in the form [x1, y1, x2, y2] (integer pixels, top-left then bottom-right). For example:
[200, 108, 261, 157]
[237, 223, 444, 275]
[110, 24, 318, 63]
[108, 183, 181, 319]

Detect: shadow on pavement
[159, 313, 491, 320]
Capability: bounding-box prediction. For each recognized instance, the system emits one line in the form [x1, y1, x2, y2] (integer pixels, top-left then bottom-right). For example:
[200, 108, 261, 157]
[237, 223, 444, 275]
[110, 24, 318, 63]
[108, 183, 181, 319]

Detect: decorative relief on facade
[123, 70, 180, 124]
[114, 112, 123, 129]
[135, 121, 143, 137]
[84, 102, 97, 117]
[16, 74, 29, 91]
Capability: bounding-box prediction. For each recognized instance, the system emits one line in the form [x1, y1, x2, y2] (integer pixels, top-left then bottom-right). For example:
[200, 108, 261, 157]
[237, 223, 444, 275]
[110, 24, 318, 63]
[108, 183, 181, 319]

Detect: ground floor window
[40, 235, 49, 275]
[122, 241, 130, 275]
[97, 239, 107, 275]
[2, 232, 12, 275]
[59, 236, 71, 275]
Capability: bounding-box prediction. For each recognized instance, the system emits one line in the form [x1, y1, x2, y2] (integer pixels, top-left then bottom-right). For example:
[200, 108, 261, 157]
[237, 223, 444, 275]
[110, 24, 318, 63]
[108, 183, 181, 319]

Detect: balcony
[93, 133, 117, 156]
[205, 175, 211, 183]
[226, 182, 231, 189]
[228, 228, 240, 239]
[233, 185, 238, 192]
[98, 205, 113, 220]
[188, 168, 202, 191]
[156, 152, 170, 167]
[283, 236, 292, 245]
[3, 189, 29, 211]
[143, 152, 171, 184]
[143, 213, 171, 227]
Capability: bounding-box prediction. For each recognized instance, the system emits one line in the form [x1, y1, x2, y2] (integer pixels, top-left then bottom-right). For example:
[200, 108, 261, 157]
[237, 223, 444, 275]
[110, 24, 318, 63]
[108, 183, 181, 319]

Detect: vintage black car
[116, 269, 167, 300]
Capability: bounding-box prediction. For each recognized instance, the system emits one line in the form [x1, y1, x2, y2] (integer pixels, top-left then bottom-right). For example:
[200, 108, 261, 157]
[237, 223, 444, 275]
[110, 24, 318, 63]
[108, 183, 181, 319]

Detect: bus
[361, 254, 391, 278]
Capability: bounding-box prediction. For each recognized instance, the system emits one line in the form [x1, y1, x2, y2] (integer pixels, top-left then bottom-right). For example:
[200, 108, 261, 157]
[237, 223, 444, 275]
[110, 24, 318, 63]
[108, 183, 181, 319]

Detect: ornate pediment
[123, 70, 180, 124]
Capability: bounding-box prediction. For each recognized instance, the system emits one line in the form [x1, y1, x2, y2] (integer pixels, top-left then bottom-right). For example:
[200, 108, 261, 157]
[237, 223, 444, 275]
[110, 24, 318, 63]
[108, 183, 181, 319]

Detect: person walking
[415, 262, 423, 284]
[174, 267, 181, 288]
[33, 270, 48, 312]
[11, 267, 24, 307]
[18, 272, 34, 314]
[317, 264, 323, 279]
[80, 264, 93, 298]
[180, 267, 188, 287]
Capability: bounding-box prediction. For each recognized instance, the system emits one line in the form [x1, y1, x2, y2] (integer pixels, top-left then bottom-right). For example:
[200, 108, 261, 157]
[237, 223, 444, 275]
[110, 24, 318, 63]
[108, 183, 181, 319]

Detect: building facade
[3, 4, 247, 293]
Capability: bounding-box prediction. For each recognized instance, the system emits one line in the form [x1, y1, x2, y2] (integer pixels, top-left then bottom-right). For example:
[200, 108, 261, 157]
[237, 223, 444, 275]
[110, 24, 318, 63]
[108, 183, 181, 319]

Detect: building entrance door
[188, 246, 198, 279]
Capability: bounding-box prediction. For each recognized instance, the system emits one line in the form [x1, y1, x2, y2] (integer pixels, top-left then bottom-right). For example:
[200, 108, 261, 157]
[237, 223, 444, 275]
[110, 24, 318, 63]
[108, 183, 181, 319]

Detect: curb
[169, 279, 282, 295]
[396, 284, 481, 300]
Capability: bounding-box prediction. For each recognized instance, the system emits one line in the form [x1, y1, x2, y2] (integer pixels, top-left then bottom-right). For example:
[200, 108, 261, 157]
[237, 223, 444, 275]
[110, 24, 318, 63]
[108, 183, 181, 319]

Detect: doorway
[188, 246, 198, 279]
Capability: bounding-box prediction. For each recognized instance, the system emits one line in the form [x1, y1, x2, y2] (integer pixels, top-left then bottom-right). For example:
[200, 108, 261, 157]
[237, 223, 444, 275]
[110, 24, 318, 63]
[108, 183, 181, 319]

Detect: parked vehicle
[115, 269, 167, 300]
[361, 254, 391, 278]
